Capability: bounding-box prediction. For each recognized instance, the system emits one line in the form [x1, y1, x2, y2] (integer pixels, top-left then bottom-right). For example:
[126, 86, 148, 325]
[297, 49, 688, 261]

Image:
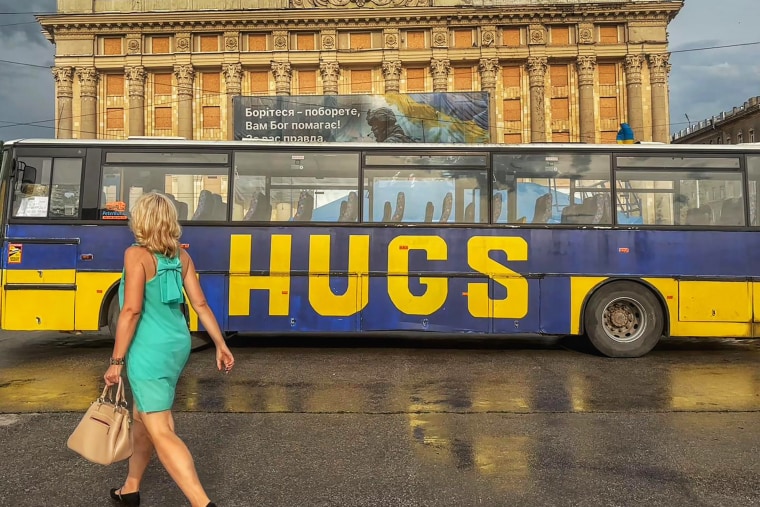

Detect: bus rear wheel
[107, 295, 119, 340]
[584, 281, 664, 358]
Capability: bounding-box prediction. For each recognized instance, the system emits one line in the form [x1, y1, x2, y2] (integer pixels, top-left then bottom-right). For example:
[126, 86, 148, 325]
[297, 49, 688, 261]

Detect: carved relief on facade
[576, 55, 597, 85]
[321, 32, 336, 50]
[273, 30, 289, 51]
[648, 53, 670, 84]
[481, 26, 496, 47]
[478, 58, 500, 91]
[224, 32, 240, 52]
[125, 66, 146, 97]
[526, 56, 547, 87]
[624, 54, 644, 85]
[173, 65, 195, 96]
[432, 26, 448, 48]
[384, 29, 399, 49]
[528, 24, 546, 45]
[76, 67, 99, 97]
[291, 0, 429, 7]
[381, 60, 402, 92]
[223, 63, 243, 94]
[52, 67, 74, 98]
[175, 33, 191, 53]
[126, 34, 142, 55]
[577, 23, 594, 45]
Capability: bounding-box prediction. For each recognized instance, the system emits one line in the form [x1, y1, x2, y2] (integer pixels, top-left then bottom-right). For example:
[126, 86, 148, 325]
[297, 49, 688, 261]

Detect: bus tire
[107, 295, 120, 340]
[584, 281, 663, 358]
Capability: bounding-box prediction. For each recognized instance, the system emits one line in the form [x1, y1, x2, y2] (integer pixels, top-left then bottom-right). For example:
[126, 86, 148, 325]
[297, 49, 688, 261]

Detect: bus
[1, 138, 759, 357]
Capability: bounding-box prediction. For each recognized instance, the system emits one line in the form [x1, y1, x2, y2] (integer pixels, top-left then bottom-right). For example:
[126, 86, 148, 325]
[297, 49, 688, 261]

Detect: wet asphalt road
[1, 331, 760, 507]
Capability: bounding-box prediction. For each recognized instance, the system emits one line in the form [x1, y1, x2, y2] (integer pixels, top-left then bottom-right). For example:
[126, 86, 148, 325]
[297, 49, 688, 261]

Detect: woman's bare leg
[139, 410, 211, 507]
[118, 409, 155, 494]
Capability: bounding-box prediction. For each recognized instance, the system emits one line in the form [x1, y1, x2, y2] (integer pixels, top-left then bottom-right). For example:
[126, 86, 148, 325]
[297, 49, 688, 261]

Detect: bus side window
[12, 157, 82, 219]
[749, 156, 760, 226]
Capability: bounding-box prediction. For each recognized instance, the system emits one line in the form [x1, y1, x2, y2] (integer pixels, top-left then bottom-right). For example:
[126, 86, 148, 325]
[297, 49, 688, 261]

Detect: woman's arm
[111, 247, 146, 359]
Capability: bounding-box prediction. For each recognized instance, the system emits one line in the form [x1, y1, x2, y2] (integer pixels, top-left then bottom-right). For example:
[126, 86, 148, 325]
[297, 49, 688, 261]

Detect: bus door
[1, 150, 84, 331]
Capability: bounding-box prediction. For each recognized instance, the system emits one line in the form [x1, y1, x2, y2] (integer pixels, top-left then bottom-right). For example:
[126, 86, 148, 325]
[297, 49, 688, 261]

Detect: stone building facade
[672, 96, 760, 145]
[40, 0, 682, 144]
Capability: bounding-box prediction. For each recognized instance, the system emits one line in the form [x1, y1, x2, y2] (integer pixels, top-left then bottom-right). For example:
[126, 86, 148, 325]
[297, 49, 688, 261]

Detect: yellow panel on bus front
[4, 269, 76, 285]
[2, 290, 75, 330]
[678, 281, 751, 322]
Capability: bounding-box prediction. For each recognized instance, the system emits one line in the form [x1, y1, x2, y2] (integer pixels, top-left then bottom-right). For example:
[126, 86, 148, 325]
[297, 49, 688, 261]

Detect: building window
[150, 36, 170, 54]
[106, 108, 124, 130]
[202, 106, 221, 129]
[248, 34, 268, 51]
[297, 70, 318, 95]
[599, 25, 620, 44]
[453, 67, 473, 91]
[199, 35, 220, 52]
[351, 69, 373, 93]
[549, 26, 570, 45]
[502, 27, 521, 46]
[738, 131, 743, 144]
[452, 29, 474, 48]
[106, 75, 124, 97]
[102, 37, 123, 55]
[750, 129, 755, 143]
[153, 74, 172, 96]
[154, 107, 173, 130]
[405, 68, 425, 92]
[405, 30, 426, 49]
[295, 33, 316, 51]
[502, 66, 522, 144]
[249, 71, 269, 95]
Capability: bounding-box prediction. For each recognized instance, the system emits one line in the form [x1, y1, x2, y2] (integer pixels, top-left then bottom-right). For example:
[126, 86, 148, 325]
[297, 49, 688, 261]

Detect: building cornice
[38, 3, 682, 40]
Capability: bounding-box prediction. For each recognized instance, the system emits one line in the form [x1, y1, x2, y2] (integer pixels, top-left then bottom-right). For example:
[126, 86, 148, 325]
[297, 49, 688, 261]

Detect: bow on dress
[157, 257, 184, 304]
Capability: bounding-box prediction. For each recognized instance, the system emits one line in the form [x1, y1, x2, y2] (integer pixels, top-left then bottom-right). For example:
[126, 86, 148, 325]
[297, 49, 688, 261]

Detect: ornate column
[125, 66, 145, 137]
[52, 67, 74, 139]
[478, 58, 500, 94]
[576, 56, 597, 144]
[624, 54, 645, 141]
[319, 61, 340, 95]
[174, 64, 195, 140]
[76, 67, 99, 139]
[224, 63, 243, 140]
[526, 57, 547, 143]
[648, 53, 671, 143]
[431, 59, 450, 92]
[381, 60, 402, 93]
[271, 61, 292, 96]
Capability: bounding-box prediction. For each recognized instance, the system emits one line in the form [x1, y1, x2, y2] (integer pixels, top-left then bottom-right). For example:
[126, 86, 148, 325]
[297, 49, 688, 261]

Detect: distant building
[672, 96, 760, 145]
[39, 0, 682, 143]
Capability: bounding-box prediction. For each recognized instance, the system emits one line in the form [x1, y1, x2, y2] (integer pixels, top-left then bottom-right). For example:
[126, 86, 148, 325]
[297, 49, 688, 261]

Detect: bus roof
[4, 138, 760, 153]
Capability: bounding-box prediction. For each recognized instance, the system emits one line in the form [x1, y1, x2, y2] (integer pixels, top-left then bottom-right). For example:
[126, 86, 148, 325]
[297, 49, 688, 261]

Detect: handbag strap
[99, 378, 128, 408]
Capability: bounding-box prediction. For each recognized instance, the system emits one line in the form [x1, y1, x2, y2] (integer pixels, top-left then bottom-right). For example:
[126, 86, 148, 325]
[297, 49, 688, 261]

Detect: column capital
[223, 63, 243, 94]
[526, 56, 547, 87]
[271, 61, 292, 95]
[576, 55, 597, 85]
[52, 67, 74, 98]
[430, 58, 450, 92]
[478, 58, 500, 91]
[174, 64, 195, 96]
[319, 60, 341, 95]
[648, 53, 671, 84]
[125, 66, 146, 98]
[76, 67, 99, 98]
[382, 60, 402, 93]
[624, 54, 644, 85]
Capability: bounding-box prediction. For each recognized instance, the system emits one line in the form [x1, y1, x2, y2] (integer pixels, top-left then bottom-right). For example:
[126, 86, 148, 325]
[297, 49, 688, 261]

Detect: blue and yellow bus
[1, 138, 759, 357]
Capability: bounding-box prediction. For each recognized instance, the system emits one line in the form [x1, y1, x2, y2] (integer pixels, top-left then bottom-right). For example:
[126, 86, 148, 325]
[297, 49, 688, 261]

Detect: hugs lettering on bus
[228, 234, 529, 319]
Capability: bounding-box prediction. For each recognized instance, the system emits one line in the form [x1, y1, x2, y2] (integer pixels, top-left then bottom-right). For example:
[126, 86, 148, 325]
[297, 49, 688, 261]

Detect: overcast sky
[0, 0, 758, 140]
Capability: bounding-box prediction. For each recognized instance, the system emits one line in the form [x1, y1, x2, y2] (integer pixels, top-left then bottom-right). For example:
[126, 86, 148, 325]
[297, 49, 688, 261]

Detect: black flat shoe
[206, 503, 217, 507]
[110, 488, 140, 506]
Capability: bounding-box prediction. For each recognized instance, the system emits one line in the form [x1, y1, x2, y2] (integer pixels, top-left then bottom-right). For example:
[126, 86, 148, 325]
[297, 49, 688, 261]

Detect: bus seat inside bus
[685, 206, 712, 226]
[464, 202, 475, 222]
[382, 201, 392, 221]
[492, 193, 502, 223]
[294, 191, 314, 221]
[439, 192, 452, 223]
[532, 193, 553, 223]
[719, 197, 744, 226]
[424, 201, 434, 222]
[392, 192, 405, 222]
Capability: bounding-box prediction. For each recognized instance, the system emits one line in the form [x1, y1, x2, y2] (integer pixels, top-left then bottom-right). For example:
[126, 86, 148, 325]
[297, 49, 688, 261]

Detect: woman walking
[104, 192, 235, 507]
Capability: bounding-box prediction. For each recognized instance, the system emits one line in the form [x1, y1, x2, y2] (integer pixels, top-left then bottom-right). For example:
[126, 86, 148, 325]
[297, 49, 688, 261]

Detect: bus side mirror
[20, 165, 37, 185]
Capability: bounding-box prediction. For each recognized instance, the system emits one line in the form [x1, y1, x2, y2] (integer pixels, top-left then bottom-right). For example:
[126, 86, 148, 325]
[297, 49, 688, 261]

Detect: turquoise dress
[119, 252, 191, 413]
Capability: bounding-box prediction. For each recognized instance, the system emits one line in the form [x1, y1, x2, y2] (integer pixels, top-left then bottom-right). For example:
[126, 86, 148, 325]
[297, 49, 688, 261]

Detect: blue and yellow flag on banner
[616, 123, 635, 144]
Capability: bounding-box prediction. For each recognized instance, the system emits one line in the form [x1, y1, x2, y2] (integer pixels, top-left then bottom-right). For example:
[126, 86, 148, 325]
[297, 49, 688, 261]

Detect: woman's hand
[216, 344, 235, 374]
[104, 365, 123, 386]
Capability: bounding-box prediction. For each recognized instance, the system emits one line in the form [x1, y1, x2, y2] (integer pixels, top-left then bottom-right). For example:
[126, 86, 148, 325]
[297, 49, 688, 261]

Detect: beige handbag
[67, 378, 133, 465]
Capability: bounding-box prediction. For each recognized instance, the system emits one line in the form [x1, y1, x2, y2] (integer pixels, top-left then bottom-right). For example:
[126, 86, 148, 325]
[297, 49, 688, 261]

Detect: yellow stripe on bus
[75, 272, 122, 331]
[5, 269, 76, 284]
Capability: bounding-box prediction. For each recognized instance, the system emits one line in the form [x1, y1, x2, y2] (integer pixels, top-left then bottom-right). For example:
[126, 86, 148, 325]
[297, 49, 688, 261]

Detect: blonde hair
[129, 192, 182, 258]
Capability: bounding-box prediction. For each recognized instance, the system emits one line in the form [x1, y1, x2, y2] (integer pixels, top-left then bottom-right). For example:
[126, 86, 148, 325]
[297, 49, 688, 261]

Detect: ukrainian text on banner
[233, 93, 490, 143]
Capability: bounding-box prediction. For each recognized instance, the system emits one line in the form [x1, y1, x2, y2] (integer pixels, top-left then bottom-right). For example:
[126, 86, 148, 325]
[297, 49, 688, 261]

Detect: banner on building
[233, 92, 490, 144]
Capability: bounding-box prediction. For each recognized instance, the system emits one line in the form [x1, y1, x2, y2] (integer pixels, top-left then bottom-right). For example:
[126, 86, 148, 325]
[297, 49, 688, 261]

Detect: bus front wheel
[584, 281, 664, 358]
